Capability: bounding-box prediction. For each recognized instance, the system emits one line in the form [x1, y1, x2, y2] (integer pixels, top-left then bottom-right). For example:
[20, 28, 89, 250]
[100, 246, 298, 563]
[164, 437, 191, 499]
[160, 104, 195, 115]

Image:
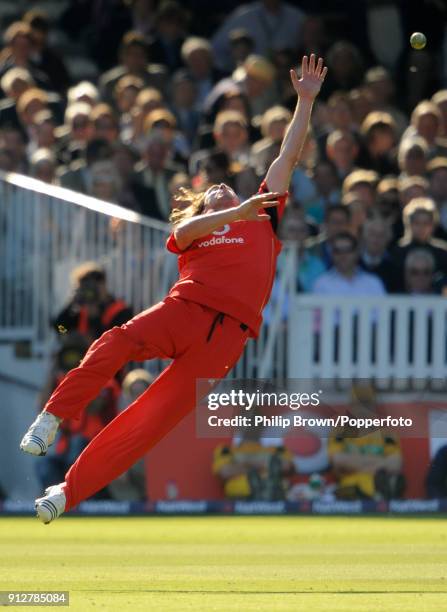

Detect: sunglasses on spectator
[408, 268, 432, 276]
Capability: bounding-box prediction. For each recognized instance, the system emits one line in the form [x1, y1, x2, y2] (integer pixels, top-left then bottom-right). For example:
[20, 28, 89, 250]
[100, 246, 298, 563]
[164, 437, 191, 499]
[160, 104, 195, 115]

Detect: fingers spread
[316, 57, 323, 76]
[302, 55, 308, 75]
[290, 68, 299, 87]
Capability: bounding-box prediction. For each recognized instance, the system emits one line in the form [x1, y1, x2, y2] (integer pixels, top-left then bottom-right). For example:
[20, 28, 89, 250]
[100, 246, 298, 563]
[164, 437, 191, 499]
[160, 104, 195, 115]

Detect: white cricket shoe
[35, 484, 66, 524]
[20, 411, 62, 456]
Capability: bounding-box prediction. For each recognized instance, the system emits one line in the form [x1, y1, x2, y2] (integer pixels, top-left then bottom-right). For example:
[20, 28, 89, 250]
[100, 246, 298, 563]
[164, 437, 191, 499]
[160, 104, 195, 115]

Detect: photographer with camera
[53, 262, 133, 343]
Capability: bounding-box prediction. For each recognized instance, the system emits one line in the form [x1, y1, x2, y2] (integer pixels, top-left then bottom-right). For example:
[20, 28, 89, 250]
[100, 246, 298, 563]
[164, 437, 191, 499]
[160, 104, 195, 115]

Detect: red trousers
[44, 297, 249, 511]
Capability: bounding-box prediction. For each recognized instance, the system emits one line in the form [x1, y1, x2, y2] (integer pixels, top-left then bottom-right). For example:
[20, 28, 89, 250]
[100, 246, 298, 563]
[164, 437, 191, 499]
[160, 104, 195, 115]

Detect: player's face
[203, 184, 240, 213]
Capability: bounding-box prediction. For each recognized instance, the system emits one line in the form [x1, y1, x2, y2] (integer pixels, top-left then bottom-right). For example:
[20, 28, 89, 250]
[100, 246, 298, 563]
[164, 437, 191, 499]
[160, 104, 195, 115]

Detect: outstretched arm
[174, 192, 280, 251]
[265, 54, 327, 194]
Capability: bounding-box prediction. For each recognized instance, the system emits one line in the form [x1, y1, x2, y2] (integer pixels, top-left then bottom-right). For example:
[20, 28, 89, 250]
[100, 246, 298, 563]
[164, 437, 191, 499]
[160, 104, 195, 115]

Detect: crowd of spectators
[3, 1, 447, 503]
[1, 0, 446, 298]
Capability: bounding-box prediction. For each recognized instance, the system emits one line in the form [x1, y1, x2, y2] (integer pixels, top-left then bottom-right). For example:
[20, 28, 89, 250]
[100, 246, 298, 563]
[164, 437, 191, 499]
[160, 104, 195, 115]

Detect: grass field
[1, 516, 447, 611]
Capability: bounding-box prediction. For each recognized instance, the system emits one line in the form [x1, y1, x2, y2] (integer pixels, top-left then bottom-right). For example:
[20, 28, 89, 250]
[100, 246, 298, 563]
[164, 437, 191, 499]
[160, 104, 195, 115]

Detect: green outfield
[1, 516, 447, 611]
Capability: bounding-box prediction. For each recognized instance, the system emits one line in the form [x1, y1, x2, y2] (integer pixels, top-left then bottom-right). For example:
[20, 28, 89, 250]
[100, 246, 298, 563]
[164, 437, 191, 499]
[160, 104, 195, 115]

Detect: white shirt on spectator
[212, 2, 305, 71]
[312, 267, 386, 296]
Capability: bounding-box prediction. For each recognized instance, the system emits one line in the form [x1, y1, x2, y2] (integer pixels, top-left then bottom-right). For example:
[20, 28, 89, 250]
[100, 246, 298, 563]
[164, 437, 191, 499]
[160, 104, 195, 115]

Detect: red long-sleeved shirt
[166, 180, 287, 337]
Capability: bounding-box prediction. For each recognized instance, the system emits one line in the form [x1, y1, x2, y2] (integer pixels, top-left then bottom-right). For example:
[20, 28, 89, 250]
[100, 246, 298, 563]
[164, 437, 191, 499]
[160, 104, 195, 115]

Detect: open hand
[236, 192, 280, 222]
[290, 54, 328, 101]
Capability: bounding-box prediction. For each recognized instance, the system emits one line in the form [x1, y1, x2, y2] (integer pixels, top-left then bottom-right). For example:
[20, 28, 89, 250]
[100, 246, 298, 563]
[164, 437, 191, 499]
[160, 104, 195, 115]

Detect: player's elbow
[173, 224, 193, 251]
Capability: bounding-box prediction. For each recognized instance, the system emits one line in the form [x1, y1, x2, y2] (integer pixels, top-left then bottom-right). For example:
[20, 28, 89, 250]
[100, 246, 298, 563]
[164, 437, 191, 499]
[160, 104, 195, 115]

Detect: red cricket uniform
[44, 180, 287, 511]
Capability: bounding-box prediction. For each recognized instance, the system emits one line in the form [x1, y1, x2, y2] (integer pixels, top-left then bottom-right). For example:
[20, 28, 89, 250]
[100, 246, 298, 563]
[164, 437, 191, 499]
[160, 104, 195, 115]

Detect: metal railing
[0, 171, 174, 351]
[0, 171, 291, 380]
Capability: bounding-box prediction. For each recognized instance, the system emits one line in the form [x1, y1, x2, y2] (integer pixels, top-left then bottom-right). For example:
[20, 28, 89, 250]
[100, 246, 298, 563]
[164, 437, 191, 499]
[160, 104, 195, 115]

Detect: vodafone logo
[212, 224, 230, 236]
[197, 235, 244, 248]
[196, 224, 244, 248]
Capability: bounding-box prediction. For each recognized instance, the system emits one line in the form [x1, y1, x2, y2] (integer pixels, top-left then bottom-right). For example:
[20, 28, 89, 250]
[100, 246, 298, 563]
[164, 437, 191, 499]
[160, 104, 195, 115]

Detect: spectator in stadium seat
[30, 148, 57, 184]
[232, 54, 278, 117]
[110, 141, 158, 215]
[289, 131, 319, 211]
[89, 160, 123, 203]
[322, 41, 364, 100]
[23, 10, 71, 94]
[306, 205, 351, 269]
[398, 175, 429, 209]
[53, 262, 133, 344]
[393, 197, 447, 277]
[264, 207, 325, 322]
[397, 136, 428, 178]
[113, 75, 144, 126]
[108, 369, 153, 502]
[403, 248, 438, 295]
[403, 100, 447, 159]
[134, 131, 184, 220]
[432, 90, 447, 138]
[122, 86, 165, 147]
[181, 37, 220, 110]
[67, 81, 99, 107]
[316, 91, 356, 160]
[312, 232, 386, 296]
[27, 109, 57, 159]
[0, 67, 34, 130]
[90, 104, 120, 145]
[358, 111, 398, 175]
[16, 87, 49, 140]
[170, 70, 200, 148]
[211, 0, 305, 73]
[190, 110, 251, 177]
[363, 66, 407, 136]
[204, 54, 277, 121]
[328, 385, 404, 500]
[326, 130, 359, 180]
[58, 138, 114, 194]
[342, 193, 370, 239]
[147, 1, 187, 73]
[64, 102, 95, 146]
[360, 216, 402, 293]
[0, 22, 50, 92]
[98, 31, 167, 106]
[213, 427, 294, 501]
[250, 105, 291, 178]
[143, 107, 189, 166]
[306, 160, 341, 225]
[281, 207, 326, 292]
[0, 125, 28, 173]
[57, 102, 95, 166]
[349, 87, 374, 128]
[427, 157, 447, 238]
[228, 29, 255, 72]
[342, 169, 379, 211]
